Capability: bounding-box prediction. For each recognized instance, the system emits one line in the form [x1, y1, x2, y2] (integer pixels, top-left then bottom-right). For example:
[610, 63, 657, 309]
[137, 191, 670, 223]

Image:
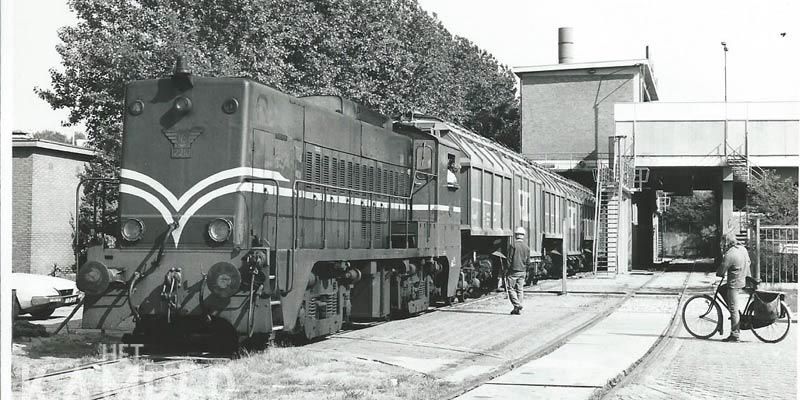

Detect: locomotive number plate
[163, 127, 204, 158]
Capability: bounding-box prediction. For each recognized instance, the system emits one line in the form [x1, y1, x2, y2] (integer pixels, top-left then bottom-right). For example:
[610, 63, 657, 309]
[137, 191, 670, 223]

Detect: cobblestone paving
[606, 312, 797, 400]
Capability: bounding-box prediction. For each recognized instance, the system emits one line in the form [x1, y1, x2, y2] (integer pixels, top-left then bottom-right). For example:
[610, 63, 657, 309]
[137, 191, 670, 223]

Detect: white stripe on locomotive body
[120, 168, 460, 247]
[121, 167, 290, 211]
[119, 184, 175, 226]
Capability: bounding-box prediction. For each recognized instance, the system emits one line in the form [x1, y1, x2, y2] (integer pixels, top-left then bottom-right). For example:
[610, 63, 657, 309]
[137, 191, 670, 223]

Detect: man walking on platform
[507, 227, 530, 315]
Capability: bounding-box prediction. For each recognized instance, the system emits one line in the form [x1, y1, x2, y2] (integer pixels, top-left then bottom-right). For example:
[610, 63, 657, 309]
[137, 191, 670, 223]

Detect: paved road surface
[605, 310, 797, 400]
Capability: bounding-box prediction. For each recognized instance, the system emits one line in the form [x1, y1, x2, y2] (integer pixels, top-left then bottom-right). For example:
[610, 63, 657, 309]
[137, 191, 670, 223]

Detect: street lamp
[721, 41, 728, 102]
[721, 41, 729, 155]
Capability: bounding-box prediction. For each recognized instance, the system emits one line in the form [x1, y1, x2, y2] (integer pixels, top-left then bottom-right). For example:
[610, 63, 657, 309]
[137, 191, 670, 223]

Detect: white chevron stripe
[121, 170, 180, 211]
[120, 184, 175, 225]
[121, 167, 289, 211]
[173, 182, 249, 246]
[120, 168, 460, 247]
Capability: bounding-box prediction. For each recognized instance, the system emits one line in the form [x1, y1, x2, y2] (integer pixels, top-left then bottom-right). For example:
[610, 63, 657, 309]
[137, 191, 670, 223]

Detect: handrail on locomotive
[74, 177, 120, 270]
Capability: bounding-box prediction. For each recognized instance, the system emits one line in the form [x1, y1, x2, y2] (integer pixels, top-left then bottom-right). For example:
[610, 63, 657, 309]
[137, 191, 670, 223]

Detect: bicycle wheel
[682, 294, 722, 339]
[748, 301, 792, 343]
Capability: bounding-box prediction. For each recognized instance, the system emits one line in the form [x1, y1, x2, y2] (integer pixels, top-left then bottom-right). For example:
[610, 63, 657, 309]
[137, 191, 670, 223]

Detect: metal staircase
[593, 166, 620, 276]
[726, 145, 764, 245]
[653, 191, 670, 264]
[654, 218, 664, 263]
[727, 146, 765, 184]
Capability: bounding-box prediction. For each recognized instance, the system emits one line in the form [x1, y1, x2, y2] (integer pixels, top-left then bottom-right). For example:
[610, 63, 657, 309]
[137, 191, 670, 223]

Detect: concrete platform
[311, 272, 691, 389]
[309, 292, 624, 383]
[456, 295, 678, 399]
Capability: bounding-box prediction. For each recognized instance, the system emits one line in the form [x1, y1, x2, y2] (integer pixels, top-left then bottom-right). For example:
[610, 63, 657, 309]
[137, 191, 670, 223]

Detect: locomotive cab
[78, 59, 301, 349]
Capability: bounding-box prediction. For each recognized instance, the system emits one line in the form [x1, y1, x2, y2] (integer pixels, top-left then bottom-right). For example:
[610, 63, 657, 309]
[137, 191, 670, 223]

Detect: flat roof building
[514, 58, 658, 172]
[12, 135, 94, 275]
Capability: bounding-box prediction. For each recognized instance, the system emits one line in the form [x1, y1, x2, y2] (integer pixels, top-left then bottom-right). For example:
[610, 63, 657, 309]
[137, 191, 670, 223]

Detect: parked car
[11, 273, 83, 319]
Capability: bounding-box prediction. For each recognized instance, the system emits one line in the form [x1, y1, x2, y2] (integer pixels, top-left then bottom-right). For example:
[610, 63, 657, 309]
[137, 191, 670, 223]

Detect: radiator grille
[308, 294, 339, 320]
[314, 153, 321, 184]
[305, 152, 313, 181]
[323, 155, 330, 185]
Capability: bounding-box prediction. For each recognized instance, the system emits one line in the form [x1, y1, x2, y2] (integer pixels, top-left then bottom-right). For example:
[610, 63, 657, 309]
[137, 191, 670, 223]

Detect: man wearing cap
[716, 231, 752, 342]
[507, 227, 530, 315]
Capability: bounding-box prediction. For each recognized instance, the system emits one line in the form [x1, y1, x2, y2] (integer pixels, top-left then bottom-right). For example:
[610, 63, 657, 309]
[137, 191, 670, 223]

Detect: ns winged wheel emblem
[163, 127, 204, 158]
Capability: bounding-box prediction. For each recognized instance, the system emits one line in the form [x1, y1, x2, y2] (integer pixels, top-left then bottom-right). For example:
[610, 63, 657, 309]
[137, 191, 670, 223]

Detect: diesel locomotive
[76, 59, 594, 348]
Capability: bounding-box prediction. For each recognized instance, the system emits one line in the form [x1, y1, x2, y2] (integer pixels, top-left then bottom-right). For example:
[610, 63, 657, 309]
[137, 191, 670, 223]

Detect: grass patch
[12, 330, 110, 382]
[98, 347, 455, 400]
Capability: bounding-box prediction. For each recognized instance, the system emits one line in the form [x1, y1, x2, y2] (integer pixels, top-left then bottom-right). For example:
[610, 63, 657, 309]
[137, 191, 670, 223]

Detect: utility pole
[721, 41, 729, 156]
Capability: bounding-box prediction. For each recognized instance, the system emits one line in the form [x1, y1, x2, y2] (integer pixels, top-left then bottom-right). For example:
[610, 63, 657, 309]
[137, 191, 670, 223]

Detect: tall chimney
[558, 27, 575, 64]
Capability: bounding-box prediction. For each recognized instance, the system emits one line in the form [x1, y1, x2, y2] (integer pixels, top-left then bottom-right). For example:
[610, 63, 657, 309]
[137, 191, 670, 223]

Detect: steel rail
[442, 271, 666, 400]
[19, 359, 123, 382]
[88, 364, 213, 400]
[590, 265, 695, 400]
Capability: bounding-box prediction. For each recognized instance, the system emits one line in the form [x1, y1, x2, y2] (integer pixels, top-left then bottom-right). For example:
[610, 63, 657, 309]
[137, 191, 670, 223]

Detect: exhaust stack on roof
[558, 27, 575, 64]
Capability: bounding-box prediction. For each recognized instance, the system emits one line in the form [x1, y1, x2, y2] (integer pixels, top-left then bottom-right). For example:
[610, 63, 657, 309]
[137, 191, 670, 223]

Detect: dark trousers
[721, 284, 746, 338]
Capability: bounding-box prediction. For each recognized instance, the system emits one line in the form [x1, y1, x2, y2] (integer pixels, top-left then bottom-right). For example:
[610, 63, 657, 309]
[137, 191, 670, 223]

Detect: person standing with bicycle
[716, 231, 752, 342]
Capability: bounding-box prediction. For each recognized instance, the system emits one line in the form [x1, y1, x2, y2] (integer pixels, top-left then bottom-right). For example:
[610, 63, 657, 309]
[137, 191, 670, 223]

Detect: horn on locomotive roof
[172, 55, 193, 89]
[173, 55, 192, 76]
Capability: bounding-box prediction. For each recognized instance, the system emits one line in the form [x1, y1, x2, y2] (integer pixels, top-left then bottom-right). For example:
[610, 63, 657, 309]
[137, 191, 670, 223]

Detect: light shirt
[717, 244, 751, 289]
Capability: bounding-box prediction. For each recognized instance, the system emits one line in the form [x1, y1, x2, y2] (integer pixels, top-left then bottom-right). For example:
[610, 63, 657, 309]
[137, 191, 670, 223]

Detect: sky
[9, 0, 800, 136]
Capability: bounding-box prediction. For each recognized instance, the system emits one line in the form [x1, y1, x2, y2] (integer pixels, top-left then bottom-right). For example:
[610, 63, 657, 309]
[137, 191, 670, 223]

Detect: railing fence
[753, 219, 798, 284]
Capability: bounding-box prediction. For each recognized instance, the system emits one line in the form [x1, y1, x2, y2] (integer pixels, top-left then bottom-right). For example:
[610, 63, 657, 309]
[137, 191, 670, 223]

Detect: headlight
[207, 218, 232, 243]
[31, 296, 55, 306]
[121, 218, 145, 242]
[128, 100, 144, 116]
[174, 96, 193, 113]
[207, 262, 241, 298]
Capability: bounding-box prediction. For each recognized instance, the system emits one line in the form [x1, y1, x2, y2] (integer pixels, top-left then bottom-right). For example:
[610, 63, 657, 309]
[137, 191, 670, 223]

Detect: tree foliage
[748, 170, 798, 225]
[32, 130, 70, 144]
[38, 0, 521, 261]
[38, 0, 521, 177]
[663, 191, 719, 255]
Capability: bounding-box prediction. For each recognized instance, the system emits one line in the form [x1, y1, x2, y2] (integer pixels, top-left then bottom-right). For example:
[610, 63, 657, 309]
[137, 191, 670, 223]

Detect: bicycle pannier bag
[751, 291, 781, 328]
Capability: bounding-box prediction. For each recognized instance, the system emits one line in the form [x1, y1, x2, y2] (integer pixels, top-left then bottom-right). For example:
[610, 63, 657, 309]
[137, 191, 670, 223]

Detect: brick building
[12, 135, 94, 275]
[515, 59, 658, 174]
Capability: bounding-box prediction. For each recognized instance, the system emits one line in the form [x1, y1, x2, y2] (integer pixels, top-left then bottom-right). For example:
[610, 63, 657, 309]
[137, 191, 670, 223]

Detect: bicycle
[682, 276, 792, 343]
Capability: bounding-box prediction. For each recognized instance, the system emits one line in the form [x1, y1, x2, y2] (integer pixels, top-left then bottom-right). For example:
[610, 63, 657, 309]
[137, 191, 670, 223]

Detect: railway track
[592, 265, 696, 400]
[15, 353, 228, 399]
[444, 268, 695, 400]
[87, 363, 214, 400]
[17, 271, 696, 399]
[334, 288, 508, 336]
